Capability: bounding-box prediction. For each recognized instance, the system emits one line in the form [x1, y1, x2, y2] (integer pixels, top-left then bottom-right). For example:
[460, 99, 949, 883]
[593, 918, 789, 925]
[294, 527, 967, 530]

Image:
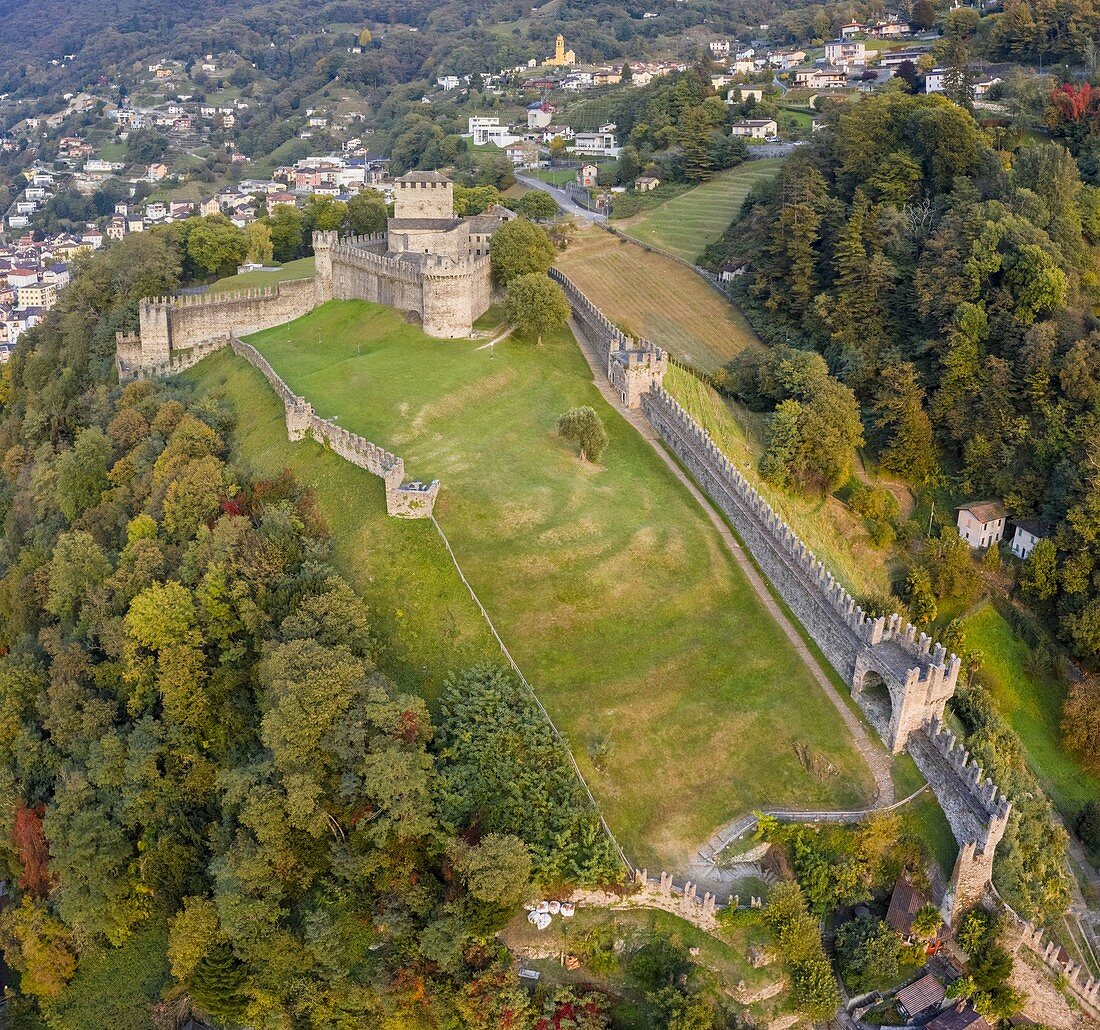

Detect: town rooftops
[926, 1002, 992, 1030]
[955, 500, 1007, 524]
[885, 876, 925, 937]
[895, 972, 946, 1017]
[395, 170, 451, 184]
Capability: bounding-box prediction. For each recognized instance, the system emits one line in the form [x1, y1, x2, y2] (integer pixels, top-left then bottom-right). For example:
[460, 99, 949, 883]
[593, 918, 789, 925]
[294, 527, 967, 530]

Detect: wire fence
[429, 515, 634, 876]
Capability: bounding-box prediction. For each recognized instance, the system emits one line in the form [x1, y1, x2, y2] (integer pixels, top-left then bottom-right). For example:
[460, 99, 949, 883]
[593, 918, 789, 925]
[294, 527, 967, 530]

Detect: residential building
[528, 103, 554, 129]
[895, 974, 945, 1021]
[840, 22, 865, 37]
[726, 87, 764, 104]
[926, 68, 946, 92]
[578, 163, 599, 187]
[634, 176, 660, 191]
[468, 116, 501, 145]
[794, 66, 849, 88]
[956, 500, 1008, 549]
[709, 39, 732, 56]
[824, 39, 867, 68]
[16, 282, 57, 309]
[504, 142, 539, 167]
[730, 118, 778, 139]
[573, 125, 620, 157]
[926, 1003, 991, 1030]
[1010, 520, 1046, 559]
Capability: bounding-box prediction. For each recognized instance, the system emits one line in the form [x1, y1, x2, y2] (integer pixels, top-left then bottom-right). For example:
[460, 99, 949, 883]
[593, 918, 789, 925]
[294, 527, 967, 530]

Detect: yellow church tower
[545, 33, 576, 66]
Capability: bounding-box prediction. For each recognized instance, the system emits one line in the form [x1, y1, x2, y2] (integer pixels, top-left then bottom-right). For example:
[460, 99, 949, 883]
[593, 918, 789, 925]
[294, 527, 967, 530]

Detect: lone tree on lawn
[557, 406, 609, 463]
[505, 273, 570, 346]
[489, 217, 555, 285]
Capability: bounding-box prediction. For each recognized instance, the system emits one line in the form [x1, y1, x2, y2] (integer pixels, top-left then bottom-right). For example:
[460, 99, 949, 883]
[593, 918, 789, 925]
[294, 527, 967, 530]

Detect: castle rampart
[228, 336, 439, 519]
[555, 270, 1009, 917]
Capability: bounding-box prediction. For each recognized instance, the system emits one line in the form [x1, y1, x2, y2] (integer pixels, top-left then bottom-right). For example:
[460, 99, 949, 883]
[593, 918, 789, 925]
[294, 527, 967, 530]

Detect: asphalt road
[515, 173, 606, 222]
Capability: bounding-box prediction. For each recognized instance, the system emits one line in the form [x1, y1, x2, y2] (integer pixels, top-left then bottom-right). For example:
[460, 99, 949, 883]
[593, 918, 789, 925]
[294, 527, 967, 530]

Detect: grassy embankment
[618, 159, 783, 263]
[959, 603, 1100, 824]
[207, 257, 316, 294]
[189, 299, 875, 871]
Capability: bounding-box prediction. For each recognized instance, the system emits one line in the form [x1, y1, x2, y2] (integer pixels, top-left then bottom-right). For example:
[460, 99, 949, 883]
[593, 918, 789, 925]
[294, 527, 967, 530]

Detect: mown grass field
[211, 299, 876, 870]
[664, 366, 901, 598]
[184, 348, 499, 704]
[619, 159, 784, 262]
[960, 603, 1100, 822]
[555, 226, 762, 372]
[208, 257, 316, 294]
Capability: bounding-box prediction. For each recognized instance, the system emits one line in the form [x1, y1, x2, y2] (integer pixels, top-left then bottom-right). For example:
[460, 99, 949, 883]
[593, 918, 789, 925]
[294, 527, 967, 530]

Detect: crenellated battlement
[923, 716, 1012, 824]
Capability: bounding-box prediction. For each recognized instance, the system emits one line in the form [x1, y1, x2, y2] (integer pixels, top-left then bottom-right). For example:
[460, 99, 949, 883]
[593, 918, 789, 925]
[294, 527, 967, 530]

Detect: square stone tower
[393, 171, 454, 220]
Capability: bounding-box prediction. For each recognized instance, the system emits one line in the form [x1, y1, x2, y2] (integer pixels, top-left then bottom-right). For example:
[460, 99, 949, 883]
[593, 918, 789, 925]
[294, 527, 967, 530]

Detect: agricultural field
[207, 256, 316, 293]
[203, 299, 878, 871]
[554, 225, 762, 371]
[618, 159, 784, 262]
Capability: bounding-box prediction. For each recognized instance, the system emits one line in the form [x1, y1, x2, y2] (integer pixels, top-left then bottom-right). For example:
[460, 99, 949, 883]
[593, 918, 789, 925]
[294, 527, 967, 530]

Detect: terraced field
[619, 159, 783, 262]
[555, 225, 762, 371]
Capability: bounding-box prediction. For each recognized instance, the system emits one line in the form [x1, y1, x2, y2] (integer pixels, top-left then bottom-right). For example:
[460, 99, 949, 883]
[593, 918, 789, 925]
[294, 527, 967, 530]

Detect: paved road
[516, 173, 606, 222]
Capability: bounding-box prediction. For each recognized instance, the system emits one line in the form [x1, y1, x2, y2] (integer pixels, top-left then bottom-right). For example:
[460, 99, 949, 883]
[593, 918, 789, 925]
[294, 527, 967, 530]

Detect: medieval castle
[116, 171, 510, 376]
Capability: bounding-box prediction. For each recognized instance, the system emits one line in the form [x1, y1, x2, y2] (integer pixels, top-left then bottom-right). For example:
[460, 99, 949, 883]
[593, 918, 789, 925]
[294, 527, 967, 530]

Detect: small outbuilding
[955, 500, 1007, 550]
[895, 972, 946, 1020]
[1010, 519, 1046, 560]
[634, 176, 660, 191]
[926, 1002, 992, 1030]
[885, 876, 926, 940]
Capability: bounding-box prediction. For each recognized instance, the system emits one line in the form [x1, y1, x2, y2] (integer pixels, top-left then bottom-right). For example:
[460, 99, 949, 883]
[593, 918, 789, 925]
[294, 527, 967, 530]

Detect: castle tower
[392, 171, 454, 221]
[313, 230, 338, 304]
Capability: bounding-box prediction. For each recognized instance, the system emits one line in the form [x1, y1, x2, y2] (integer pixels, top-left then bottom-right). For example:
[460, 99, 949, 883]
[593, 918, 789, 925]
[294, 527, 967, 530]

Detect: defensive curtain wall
[313, 231, 492, 340]
[117, 327, 439, 518]
[118, 227, 492, 374]
[550, 267, 1011, 921]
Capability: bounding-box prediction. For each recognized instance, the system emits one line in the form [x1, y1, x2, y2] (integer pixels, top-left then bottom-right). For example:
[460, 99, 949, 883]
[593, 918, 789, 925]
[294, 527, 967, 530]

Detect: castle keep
[116, 171, 507, 376]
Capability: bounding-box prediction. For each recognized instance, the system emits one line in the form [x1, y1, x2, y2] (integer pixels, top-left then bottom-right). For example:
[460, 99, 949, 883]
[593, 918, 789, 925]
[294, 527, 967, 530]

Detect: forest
[0, 228, 631, 1026]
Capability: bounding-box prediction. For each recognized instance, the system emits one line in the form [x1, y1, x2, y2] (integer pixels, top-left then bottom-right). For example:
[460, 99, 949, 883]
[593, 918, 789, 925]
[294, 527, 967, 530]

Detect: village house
[573, 125, 620, 157]
[840, 22, 865, 38]
[824, 39, 867, 68]
[578, 163, 599, 188]
[956, 500, 1008, 549]
[730, 118, 778, 139]
[1010, 520, 1046, 559]
[794, 66, 849, 89]
[726, 86, 765, 104]
[634, 176, 660, 191]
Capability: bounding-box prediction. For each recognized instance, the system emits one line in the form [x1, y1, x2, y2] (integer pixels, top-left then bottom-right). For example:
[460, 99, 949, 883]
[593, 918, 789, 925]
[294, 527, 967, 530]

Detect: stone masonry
[555, 271, 1011, 921]
[118, 171, 503, 375]
[230, 335, 439, 519]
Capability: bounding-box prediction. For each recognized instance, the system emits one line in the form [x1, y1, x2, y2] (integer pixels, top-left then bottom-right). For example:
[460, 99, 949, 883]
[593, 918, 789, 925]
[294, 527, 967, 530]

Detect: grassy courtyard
[555, 226, 762, 371]
[619, 159, 784, 263]
[207, 256, 316, 294]
[199, 299, 876, 870]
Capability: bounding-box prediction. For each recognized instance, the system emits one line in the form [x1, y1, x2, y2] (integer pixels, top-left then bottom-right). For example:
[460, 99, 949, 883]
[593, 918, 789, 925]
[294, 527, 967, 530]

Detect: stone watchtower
[313, 230, 337, 304]
[393, 171, 454, 221]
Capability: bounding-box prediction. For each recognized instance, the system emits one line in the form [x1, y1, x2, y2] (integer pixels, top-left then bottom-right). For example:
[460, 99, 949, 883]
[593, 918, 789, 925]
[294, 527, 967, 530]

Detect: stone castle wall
[554, 271, 1012, 915]
[134, 279, 317, 368]
[229, 336, 439, 519]
[317, 230, 492, 339]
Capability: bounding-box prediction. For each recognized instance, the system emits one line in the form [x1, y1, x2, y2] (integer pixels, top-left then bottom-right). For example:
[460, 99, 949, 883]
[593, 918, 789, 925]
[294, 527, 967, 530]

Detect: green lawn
[208, 257, 316, 294]
[208, 299, 875, 870]
[620, 160, 784, 263]
[185, 348, 499, 705]
[961, 603, 1100, 821]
